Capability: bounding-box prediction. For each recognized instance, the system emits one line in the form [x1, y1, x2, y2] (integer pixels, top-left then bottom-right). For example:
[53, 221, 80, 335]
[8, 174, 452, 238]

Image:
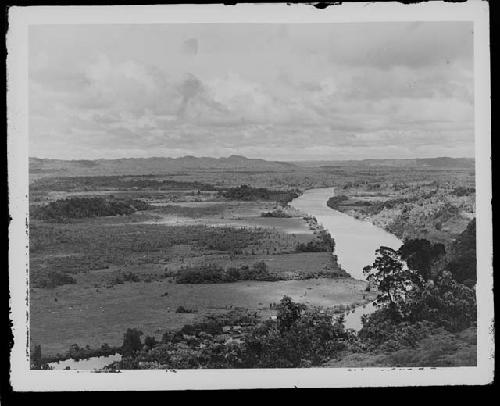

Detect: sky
[29, 22, 474, 161]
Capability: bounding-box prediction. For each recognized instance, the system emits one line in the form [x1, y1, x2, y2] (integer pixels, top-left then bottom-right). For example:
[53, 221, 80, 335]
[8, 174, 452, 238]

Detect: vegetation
[32, 197, 150, 221]
[398, 238, 445, 280]
[29, 223, 271, 278]
[363, 246, 425, 315]
[261, 209, 292, 218]
[296, 230, 335, 253]
[175, 306, 198, 314]
[122, 328, 143, 357]
[115, 296, 352, 369]
[445, 219, 477, 286]
[221, 184, 299, 204]
[327, 176, 475, 244]
[31, 175, 214, 192]
[326, 195, 349, 209]
[351, 236, 477, 366]
[34, 342, 121, 367]
[175, 262, 280, 284]
[29, 162, 477, 369]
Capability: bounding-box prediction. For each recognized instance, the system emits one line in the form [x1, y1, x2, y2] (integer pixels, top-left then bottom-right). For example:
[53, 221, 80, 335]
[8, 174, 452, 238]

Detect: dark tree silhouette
[363, 246, 424, 318]
[122, 328, 143, 356]
[398, 238, 445, 280]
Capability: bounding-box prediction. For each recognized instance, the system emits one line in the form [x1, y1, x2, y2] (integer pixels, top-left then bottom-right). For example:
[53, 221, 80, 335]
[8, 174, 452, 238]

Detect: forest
[31, 197, 150, 221]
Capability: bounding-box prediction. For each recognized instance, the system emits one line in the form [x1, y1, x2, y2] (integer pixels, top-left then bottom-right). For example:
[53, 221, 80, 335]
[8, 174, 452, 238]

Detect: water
[52, 187, 401, 368]
[48, 353, 122, 370]
[290, 187, 402, 330]
[290, 188, 402, 280]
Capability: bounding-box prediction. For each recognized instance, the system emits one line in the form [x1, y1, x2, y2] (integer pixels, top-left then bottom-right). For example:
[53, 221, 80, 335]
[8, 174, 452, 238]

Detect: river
[51, 187, 401, 368]
[290, 187, 402, 330]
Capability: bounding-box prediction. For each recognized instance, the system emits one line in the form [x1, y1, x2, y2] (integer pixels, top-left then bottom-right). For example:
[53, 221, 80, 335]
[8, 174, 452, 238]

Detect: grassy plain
[28, 161, 475, 361]
[31, 277, 370, 356]
[29, 176, 352, 356]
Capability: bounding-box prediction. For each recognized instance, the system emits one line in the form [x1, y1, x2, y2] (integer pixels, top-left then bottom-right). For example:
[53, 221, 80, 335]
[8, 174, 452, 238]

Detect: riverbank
[326, 184, 474, 246]
[291, 188, 402, 280]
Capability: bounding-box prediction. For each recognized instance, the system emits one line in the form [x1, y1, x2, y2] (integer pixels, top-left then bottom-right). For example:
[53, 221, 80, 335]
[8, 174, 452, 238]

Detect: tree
[144, 336, 157, 348]
[276, 296, 306, 334]
[401, 271, 476, 331]
[122, 328, 143, 356]
[398, 238, 445, 281]
[363, 246, 424, 319]
[445, 219, 476, 286]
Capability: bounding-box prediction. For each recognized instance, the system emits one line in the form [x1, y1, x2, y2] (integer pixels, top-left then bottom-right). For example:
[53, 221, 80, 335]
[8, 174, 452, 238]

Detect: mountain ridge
[29, 155, 475, 179]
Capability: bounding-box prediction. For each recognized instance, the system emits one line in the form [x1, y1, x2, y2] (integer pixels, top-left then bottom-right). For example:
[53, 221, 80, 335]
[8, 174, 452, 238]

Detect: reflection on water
[48, 353, 122, 370]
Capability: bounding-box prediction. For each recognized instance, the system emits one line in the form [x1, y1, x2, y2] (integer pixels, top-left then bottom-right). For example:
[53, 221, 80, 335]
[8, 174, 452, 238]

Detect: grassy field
[30, 277, 370, 356]
[29, 186, 352, 357]
[28, 162, 477, 368]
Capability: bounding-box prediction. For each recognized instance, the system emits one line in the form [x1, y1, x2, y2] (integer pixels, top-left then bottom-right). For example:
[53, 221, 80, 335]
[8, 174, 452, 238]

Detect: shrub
[122, 328, 143, 357]
[144, 336, 157, 348]
[176, 306, 197, 314]
[175, 262, 279, 284]
[326, 195, 349, 209]
[296, 231, 335, 253]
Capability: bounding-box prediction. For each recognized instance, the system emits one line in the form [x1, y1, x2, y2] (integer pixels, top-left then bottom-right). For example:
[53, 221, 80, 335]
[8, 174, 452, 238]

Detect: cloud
[28, 22, 474, 160]
[182, 38, 199, 56]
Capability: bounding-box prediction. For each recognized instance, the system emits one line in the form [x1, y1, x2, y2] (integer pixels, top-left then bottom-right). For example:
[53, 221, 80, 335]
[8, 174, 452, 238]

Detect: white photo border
[7, 1, 493, 391]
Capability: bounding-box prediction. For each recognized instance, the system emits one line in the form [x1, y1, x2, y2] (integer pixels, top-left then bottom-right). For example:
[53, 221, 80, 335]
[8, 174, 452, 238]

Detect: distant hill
[294, 157, 475, 169]
[29, 155, 297, 179]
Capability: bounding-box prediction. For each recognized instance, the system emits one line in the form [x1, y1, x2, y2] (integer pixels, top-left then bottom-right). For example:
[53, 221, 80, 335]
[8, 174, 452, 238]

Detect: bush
[296, 231, 335, 253]
[326, 195, 349, 209]
[144, 336, 157, 348]
[122, 328, 143, 356]
[175, 262, 279, 284]
[176, 306, 197, 314]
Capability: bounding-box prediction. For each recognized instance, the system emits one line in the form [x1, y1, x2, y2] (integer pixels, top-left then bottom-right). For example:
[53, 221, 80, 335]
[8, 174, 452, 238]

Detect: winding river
[290, 187, 402, 330]
[50, 187, 401, 369]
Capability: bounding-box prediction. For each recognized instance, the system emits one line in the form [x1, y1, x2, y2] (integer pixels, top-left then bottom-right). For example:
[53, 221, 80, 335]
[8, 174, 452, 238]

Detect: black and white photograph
[7, 2, 493, 390]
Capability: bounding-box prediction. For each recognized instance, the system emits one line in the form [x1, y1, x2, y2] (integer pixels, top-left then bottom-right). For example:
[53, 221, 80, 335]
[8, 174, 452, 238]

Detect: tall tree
[363, 246, 424, 319]
[398, 238, 445, 280]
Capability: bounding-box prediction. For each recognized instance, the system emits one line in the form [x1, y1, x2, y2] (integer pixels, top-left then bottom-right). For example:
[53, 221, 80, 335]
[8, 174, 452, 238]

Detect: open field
[30, 277, 370, 356]
[28, 160, 477, 367]
[29, 179, 349, 357]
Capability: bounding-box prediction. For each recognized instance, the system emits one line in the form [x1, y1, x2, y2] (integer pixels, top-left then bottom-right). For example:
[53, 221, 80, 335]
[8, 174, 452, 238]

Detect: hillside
[29, 155, 297, 180]
[294, 157, 475, 169]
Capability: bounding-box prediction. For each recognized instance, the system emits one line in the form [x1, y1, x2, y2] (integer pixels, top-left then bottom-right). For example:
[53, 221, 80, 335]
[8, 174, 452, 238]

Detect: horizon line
[29, 155, 476, 163]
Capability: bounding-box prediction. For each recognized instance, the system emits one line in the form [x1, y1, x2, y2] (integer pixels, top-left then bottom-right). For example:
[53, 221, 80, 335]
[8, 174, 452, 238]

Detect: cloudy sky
[29, 22, 474, 161]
